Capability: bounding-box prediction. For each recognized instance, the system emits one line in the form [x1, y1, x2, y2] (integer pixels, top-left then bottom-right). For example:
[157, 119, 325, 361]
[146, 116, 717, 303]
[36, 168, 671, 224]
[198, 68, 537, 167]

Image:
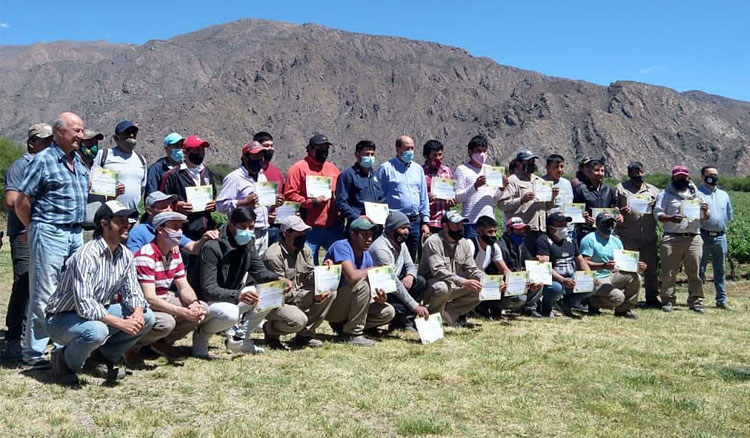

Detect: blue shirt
[4, 152, 33, 237]
[325, 238, 374, 286]
[19, 142, 89, 226]
[126, 221, 193, 254]
[580, 231, 623, 279]
[335, 163, 386, 222]
[698, 185, 733, 232]
[145, 157, 174, 198]
[377, 157, 430, 223]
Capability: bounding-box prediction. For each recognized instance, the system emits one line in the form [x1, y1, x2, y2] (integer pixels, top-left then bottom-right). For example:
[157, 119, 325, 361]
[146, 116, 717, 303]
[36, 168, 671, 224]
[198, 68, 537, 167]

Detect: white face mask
[164, 228, 182, 247]
[472, 152, 488, 165]
[552, 227, 567, 240]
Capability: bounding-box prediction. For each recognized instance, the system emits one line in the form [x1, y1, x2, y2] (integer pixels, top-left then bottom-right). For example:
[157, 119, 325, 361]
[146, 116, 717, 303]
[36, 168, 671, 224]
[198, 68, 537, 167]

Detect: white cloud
[0, 23, 9, 29]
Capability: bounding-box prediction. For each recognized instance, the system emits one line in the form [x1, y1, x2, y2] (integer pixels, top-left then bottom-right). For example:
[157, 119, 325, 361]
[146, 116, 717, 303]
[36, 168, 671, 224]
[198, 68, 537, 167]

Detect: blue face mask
[234, 228, 254, 246]
[510, 234, 525, 246]
[170, 148, 184, 163]
[401, 150, 414, 163]
[360, 156, 375, 168]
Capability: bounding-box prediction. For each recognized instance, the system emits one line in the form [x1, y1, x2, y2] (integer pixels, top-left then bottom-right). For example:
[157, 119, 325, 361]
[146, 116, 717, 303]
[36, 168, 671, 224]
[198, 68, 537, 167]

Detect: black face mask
[293, 234, 307, 250]
[245, 159, 263, 173]
[524, 163, 538, 174]
[448, 228, 464, 241]
[481, 235, 497, 245]
[314, 149, 329, 163]
[673, 179, 689, 191]
[188, 152, 205, 165]
[599, 224, 614, 236]
[263, 149, 274, 163]
[393, 232, 408, 244]
[705, 175, 718, 186]
[631, 175, 644, 184]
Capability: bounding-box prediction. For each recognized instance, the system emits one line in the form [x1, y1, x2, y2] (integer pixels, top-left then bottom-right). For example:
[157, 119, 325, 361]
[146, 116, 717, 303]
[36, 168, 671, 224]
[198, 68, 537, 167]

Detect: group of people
[2, 111, 734, 386]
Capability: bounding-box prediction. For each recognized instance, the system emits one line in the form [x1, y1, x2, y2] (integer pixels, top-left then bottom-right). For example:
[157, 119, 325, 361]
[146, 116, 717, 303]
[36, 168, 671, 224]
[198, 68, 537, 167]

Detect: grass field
[1, 205, 750, 437]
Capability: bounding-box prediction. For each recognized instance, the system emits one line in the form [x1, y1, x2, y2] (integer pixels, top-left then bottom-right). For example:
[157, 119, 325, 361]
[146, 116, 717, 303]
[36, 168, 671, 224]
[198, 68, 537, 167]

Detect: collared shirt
[377, 157, 430, 223]
[216, 166, 271, 229]
[544, 175, 575, 232]
[4, 152, 33, 237]
[615, 180, 660, 241]
[46, 238, 148, 320]
[653, 182, 706, 235]
[19, 142, 89, 226]
[145, 156, 176, 198]
[125, 221, 192, 254]
[580, 232, 624, 279]
[161, 163, 216, 241]
[497, 171, 548, 232]
[418, 232, 482, 287]
[423, 163, 453, 228]
[283, 156, 340, 228]
[264, 241, 315, 293]
[134, 242, 186, 296]
[699, 185, 733, 232]
[454, 162, 502, 224]
[335, 162, 386, 223]
[369, 234, 419, 310]
[263, 162, 285, 194]
[92, 146, 147, 211]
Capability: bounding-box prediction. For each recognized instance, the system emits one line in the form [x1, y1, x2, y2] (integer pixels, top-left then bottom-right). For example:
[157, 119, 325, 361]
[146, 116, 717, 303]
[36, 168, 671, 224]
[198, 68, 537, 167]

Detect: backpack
[99, 147, 146, 168]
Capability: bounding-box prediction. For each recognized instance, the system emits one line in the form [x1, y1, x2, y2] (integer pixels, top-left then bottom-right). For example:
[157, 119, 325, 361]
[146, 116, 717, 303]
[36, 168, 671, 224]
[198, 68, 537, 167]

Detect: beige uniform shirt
[497, 171, 548, 232]
[264, 241, 315, 300]
[418, 232, 482, 287]
[615, 180, 660, 242]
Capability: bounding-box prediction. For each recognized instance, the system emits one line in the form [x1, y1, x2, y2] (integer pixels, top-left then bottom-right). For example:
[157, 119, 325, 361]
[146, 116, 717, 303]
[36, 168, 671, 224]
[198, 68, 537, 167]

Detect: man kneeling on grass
[124, 212, 209, 367]
[46, 201, 155, 385]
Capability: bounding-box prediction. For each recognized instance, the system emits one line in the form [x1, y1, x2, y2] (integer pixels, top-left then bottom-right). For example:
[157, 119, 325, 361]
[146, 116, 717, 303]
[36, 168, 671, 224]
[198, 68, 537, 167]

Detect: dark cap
[515, 150, 538, 162]
[94, 200, 138, 225]
[627, 161, 644, 173]
[546, 212, 572, 227]
[595, 211, 616, 227]
[114, 120, 138, 135]
[578, 157, 592, 167]
[308, 134, 332, 147]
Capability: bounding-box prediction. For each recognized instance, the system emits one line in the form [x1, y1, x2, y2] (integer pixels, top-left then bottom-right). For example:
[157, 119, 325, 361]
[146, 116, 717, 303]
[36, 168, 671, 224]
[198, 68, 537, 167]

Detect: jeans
[699, 232, 727, 304]
[406, 218, 422, 262]
[6, 233, 30, 343]
[463, 223, 478, 240]
[46, 305, 156, 372]
[307, 224, 345, 265]
[24, 222, 83, 363]
[542, 281, 596, 313]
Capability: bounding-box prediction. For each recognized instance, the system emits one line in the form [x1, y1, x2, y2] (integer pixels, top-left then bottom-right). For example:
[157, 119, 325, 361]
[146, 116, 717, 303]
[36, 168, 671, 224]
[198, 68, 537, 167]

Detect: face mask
[82, 144, 98, 161]
[524, 162, 538, 174]
[246, 159, 263, 173]
[481, 235, 497, 245]
[314, 149, 329, 163]
[170, 148, 184, 163]
[394, 231, 408, 244]
[599, 224, 614, 236]
[292, 234, 307, 250]
[401, 150, 414, 163]
[164, 228, 182, 247]
[360, 156, 375, 169]
[673, 179, 689, 191]
[552, 227, 568, 240]
[429, 158, 443, 169]
[630, 175, 643, 184]
[472, 152, 488, 165]
[234, 228, 254, 246]
[705, 175, 718, 186]
[122, 138, 137, 148]
[263, 149, 274, 163]
[188, 152, 205, 166]
[510, 234, 525, 245]
[447, 228, 463, 241]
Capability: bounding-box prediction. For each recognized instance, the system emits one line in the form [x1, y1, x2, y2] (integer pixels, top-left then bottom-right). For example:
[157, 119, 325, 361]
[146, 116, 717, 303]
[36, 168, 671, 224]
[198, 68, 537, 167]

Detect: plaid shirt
[423, 163, 453, 228]
[19, 142, 89, 225]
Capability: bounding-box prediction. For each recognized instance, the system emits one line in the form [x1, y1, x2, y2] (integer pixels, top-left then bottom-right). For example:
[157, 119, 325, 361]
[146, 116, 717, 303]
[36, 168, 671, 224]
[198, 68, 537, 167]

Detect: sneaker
[690, 305, 706, 314]
[225, 337, 265, 355]
[289, 336, 323, 349]
[265, 339, 290, 351]
[192, 329, 212, 359]
[614, 310, 639, 319]
[340, 334, 375, 347]
[1, 340, 23, 362]
[661, 303, 674, 313]
[716, 302, 732, 311]
[24, 357, 51, 371]
[571, 303, 589, 313]
[588, 306, 602, 316]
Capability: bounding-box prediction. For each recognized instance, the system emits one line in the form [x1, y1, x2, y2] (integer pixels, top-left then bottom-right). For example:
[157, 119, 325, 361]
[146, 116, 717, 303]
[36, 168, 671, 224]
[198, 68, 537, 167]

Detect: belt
[665, 232, 698, 237]
[406, 214, 419, 221]
[700, 229, 725, 237]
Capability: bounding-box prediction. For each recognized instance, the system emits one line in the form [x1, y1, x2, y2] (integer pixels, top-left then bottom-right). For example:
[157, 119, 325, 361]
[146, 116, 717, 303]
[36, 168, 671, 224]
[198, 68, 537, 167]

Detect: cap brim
[292, 224, 313, 232]
[113, 209, 139, 219]
[510, 224, 530, 229]
[673, 172, 690, 177]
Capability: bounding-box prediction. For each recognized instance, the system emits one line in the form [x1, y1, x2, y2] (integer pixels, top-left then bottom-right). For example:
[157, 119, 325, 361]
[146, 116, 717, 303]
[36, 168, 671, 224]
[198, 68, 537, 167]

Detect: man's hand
[205, 200, 216, 212]
[413, 305, 429, 319]
[562, 277, 576, 290]
[239, 289, 258, 305]
[421, 224, 431, 238]
[551, 186, 560, 200]
[115, 318, 143, 336]
[243, 193, 259, 207]
[603, 261, 616, 270]
[537, 255, 550, 263]
[462, 278, 482, 292]
[201, 229, 220, 242]
[637, 261, 647, 273]
[620, 206, 632, 216]
[528, 282, 543, 292]
[584, 211, 595, 226]
[502, 175, 509, 188]
[323, 259, 334, 267]
[670, 214, 685, 223]
[522, 192, 535, 203]
[115, 183, 126, 196]
[275, 194, 285, 207]
[178, 306, 203, 323]
[448, 198, 457, 207]
[314, 195, 329, 206]
[373, 288, 387, 304]
[474, 175, 487, 189]
[615, 214, 624, 224]
[126, 308, 145, 327]
[313, 291, 332, 302]
[176, 201, 193, 214]
[281, 277, 294, 293]
[402, 275, 415, 290]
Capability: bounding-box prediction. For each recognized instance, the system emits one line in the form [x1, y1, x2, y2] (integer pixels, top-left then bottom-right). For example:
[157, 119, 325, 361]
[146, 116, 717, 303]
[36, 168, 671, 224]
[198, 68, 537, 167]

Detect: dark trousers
[406, 217, 422, 262]
[387, 275, 426, 326]
[6, 233, 30, 342]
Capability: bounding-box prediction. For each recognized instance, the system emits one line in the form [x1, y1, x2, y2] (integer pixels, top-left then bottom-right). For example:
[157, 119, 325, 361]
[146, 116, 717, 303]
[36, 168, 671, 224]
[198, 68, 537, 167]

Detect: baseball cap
[578, 157, 592, 167]
[595, 212, 617, 226]
[546, 212, 572, 227]
[242, 141, 268, 155]
[385, 211, 410, 233]
[627, 161, 644, 173]
[93, 200, 138, 225]
[145, 191, 178, 208]
[349, 217, 378, 231]
[672, 165, 690, 177]
[83, 129, 104, 141]
[152, 211, 187, 228]
[308, 134, 332, 147]
[183, 135, 210, 150]
[28, 123, 52, 139]
[442, 210, 469, 224]
[515, 150, 538, 162]
[163, 133, 184, 147]
[506, 217, 530, 230]
[114, 120, 138, 135]
[280, 216, 312, 233]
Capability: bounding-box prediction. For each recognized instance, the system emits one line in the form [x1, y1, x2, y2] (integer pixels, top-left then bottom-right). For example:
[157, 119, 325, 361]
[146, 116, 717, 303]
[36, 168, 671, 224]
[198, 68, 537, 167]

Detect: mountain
[1, 18, 749, 176]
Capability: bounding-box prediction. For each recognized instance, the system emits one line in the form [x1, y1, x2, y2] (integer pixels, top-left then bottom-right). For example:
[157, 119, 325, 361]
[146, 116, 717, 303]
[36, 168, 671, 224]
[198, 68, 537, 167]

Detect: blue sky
[1, 0, 748, 101]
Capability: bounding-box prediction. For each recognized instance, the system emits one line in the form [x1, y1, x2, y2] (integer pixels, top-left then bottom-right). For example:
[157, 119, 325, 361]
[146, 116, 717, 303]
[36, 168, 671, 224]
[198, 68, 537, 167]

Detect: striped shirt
[423, 163, 453, 229]
[134, 242, 186, 296]
[46, 238, 148, 320]
[19, 142, 89, 225]
[454, 162, 502, 224]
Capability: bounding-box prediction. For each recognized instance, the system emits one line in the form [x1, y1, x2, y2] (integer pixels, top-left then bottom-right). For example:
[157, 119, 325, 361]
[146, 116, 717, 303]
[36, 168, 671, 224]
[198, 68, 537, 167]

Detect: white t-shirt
[472, 240, 503, 271]
[93, 147, 146, 211]
[454, 162, 503, 224]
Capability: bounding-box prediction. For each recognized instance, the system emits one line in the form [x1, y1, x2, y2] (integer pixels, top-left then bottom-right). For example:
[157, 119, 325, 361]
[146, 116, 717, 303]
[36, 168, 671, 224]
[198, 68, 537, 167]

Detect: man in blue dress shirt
[335, 140, 385, 227]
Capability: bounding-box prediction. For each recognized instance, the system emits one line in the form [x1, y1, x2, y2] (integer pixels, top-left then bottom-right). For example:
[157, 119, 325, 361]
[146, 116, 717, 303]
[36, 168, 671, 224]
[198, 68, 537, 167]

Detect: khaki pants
[620, 235, 659, 301]
[660, 234, 704, 307]
[590, 271, 640, 312]
[423, 279, 481, 326]
[136, 295, 209, 347]
[327, 279, 395, 335]
[264, 288, 337, 339]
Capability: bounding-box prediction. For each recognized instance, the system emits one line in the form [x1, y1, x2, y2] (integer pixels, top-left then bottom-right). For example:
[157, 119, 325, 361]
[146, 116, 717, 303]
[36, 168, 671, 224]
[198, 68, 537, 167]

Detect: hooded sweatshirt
[653, 181, 707, 234]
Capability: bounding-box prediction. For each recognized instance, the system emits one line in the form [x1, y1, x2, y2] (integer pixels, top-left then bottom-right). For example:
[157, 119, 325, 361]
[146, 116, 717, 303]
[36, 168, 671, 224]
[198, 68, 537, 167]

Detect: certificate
[614, 249, 639, 273]
[564, 203, 586, 224]
[681, 199, 701, 220]
[364, 202, 389, 225]
[479, 275, 503, 301]
[256, 181, 279, 207]
[314, 264, 341, 294]
[255, 280, 286, 313]
[591, 208, 618, 223]
[89, 168, 120, 197]
[525, 260, 553, 285]
[276, 201, 300, 222]
[415, 313, 444, 345]
[505, 271, 528, 296]
[366, 266, 398, 294]
[629, 194, 652, 215]
[573, 271, 596, 293]
[534, 181, 553, 202]
[306, 175, 333, 199]
[484, 166, 505, 189]
[431, 177, 456, 200]
[185, 185, 213, 212]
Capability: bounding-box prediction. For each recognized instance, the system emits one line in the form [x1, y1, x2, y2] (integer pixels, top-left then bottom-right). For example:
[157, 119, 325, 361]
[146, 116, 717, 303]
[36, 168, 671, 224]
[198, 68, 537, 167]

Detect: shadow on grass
[716, 365, 750, 382]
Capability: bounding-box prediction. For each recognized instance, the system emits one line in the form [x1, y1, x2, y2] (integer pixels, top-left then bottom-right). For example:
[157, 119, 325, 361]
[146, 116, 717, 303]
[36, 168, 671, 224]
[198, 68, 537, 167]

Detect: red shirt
[134, 242, 185, 296]
[284, 156, 340, 228]
[263, 161, 285, 194]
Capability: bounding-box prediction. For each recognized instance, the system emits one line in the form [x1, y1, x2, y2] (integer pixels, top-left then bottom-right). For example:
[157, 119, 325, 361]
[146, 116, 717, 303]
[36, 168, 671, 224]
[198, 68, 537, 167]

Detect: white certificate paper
[505, 271, 528, 296]
[564, 203, 586, 224]
[256, 181, 279, 207]
[431, 177, 456, 200]
[89, 168, 120, 197]
[255, 280, 285, 313]
[185, 185, 213, 212]
[306, 175, 333, 199]
[591, 208, 618, 225]
[525, 261, 553, 285]
[574, 271, 596, 293]
[681, 199, 701, 220]
[314, 265, 342, 294]
[276, 201, 301, 222]
[534, 181, 553, 202]
[479, 275, 503, 301]
[364, 202, 389, 225]
[614, 249, 639, 273]
[367, 266, 398, 294]
[629, 195, 652, 215]
[484, 166, 505, 189]
[415, 313, 444, 345]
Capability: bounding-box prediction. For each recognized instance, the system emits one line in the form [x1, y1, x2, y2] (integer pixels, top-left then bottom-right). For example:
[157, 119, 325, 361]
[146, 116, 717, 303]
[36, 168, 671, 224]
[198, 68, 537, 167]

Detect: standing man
[15, 113, 89, 369]
[1, 123, 52, 362]
[253, 131, 285, 245]
[284, 134, 342, 265]
[543, 154, 575, 236]
[145, 133, 184, 198]
[422, 140, 456, 234]
[336, 140, 385, 226]
[377, 135, 430, 260]
[93, 120, 147, 212]
[573, 158, 622, 242]
[698, 166, 733, 310]
[615, 161, 661, 307]
[654, 166, 710, 313]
